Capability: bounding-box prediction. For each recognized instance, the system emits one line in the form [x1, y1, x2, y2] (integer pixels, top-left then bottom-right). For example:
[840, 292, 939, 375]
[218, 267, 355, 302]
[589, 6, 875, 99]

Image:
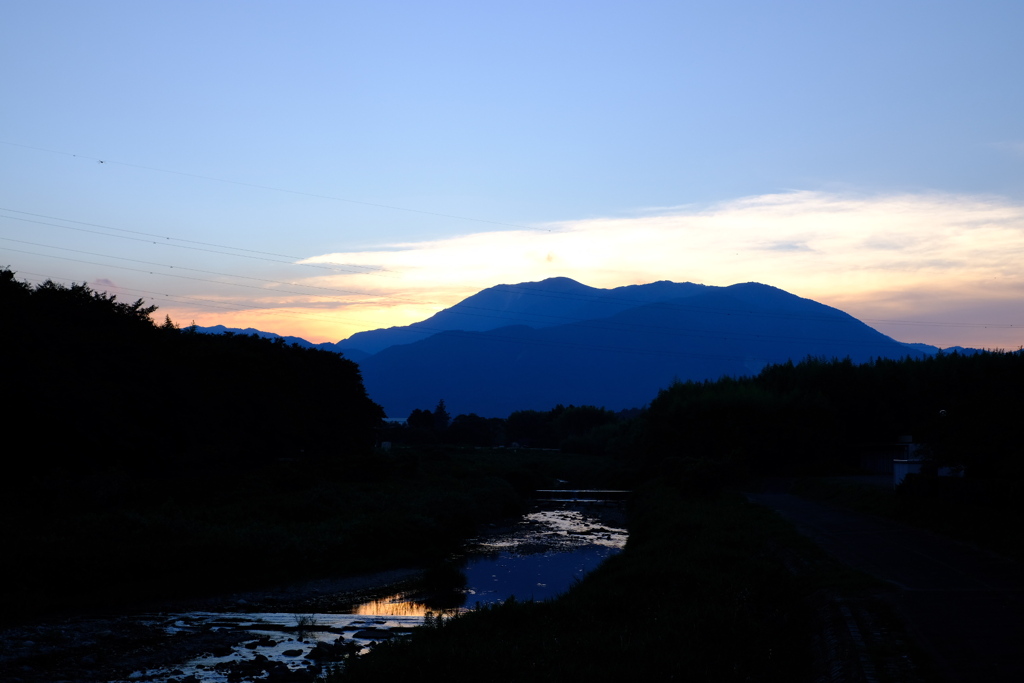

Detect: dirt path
[748, 484, 1024, 683]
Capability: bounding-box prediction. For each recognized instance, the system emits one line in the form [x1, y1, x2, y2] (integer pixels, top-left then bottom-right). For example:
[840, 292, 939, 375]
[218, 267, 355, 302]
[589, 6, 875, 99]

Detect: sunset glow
[3, 1, 1023, 350]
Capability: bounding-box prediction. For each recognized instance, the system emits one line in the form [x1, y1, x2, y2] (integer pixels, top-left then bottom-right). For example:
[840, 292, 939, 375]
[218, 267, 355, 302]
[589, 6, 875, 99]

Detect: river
[110, 496, 628, 682]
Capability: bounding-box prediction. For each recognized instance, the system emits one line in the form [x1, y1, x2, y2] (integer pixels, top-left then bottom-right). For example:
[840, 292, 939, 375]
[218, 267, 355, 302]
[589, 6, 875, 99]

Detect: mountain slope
[336, 277, 708, 355]
[357, 280, 926, 417]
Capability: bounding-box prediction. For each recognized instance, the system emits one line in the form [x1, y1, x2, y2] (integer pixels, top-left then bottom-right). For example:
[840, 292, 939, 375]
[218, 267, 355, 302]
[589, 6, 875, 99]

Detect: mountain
[194, 278, 976, 418]
[335, 277, 709, 355]
[193, 324, 318, 347]
[353, 278, 932, 417]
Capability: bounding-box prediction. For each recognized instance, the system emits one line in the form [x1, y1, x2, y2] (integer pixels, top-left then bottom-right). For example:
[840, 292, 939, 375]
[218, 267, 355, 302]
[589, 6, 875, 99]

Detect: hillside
[336, 277, 710, 355]
[188, 277, 948, 418]
[352, 278, 928, 417]
[0, 269, 384, 471]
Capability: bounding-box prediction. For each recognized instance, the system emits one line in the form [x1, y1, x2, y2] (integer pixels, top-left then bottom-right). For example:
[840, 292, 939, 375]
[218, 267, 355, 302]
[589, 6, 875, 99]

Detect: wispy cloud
[182, 190, 1024, 347]
[756, 240, 814, 252]
[306, 191, 1024, 297]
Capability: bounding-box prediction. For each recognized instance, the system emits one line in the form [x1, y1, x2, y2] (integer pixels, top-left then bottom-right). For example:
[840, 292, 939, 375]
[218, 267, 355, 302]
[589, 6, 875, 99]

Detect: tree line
[387, 349, 1024, 487]
[382, 399, 629, 452]
[0, 268, 384, 477]
[367, 341, 1024, 487]
[640, 352, 1024, 480]
[7, 266, 1019, 484]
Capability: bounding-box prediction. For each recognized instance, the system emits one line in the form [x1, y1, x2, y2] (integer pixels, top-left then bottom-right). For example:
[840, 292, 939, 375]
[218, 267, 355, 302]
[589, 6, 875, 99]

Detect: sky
[3, 0, 1023, 350]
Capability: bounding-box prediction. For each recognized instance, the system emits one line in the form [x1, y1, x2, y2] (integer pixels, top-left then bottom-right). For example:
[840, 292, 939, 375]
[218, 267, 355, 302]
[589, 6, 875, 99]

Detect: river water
[114, 497, 628, 682]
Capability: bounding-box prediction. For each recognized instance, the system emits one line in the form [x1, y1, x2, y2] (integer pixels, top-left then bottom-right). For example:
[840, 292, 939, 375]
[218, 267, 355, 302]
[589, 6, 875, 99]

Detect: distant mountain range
[196, 277, 976, 418]
[190, 324, 357, 355]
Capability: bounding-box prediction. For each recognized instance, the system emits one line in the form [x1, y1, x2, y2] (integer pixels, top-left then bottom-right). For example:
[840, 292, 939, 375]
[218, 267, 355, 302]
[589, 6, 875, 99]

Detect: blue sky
[3, 1, 1023, 348]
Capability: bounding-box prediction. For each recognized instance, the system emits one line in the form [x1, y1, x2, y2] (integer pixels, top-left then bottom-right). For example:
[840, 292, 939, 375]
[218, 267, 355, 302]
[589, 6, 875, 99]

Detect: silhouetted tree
[433, 399, 451, 433]
[448, 413, 504, 447]
[406, 408, 433, 432]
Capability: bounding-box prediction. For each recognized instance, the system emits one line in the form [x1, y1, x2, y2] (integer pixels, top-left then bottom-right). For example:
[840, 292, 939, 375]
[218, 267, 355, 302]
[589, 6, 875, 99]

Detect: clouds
[3, 4, 1022, 353]
[291, 191, 1024, 348]
[307, 190, 1022, 292]
[28, 188, 1017, 349]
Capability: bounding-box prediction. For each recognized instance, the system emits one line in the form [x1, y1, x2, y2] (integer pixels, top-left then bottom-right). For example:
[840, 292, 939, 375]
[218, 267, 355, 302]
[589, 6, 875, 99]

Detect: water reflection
[352, 595, 435, 617]
[461, 544, 618, 605]
[352, 502, 627, 614]
[491, 508, 628, 550]
[114, 500, 627, 681]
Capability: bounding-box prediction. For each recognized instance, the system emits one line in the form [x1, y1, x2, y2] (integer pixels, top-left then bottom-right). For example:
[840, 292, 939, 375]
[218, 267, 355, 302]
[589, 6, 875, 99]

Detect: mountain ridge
[335, 277, 710, 355]
[194, 277, 980, 418]
[356, 280, 932, 416]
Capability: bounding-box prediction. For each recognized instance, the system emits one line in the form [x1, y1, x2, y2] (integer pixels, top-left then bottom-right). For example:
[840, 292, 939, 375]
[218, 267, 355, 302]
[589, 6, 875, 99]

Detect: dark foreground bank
[756, 477, 1024, 683]
[1, 448, 630, 621]
[335, 480, 937, 683]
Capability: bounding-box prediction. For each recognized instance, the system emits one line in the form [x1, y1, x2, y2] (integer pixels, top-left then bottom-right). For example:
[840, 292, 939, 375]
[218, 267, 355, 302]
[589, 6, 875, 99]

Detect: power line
[2, 246, 417, 309]
[0, 208, 391, 276]
[2, 144, 1016, 332]
[6, 207, 916, 330]
[2, 143, 1020, 334]
[12, 270, 397, 330]
[0, 237, 426, 302]
[6, 240, 1019, 337]
[0, 140, 552, 233]
[3, 200, 1018, 335]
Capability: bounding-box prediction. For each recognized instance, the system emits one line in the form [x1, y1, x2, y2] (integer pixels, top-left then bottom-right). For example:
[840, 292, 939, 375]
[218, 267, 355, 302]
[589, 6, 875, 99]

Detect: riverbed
[0, 498, 626, 683]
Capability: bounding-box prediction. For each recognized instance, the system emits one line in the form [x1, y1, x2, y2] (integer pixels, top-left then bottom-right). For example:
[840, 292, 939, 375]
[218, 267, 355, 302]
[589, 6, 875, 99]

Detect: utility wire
[3, 201, 1017, 332]
[0, 237, 427, 302]
[13, 270, 397, 330]
[0, 208, 390, 276]
[5, 237, 1017, 333]
[1, 145, 1015, 331]
[0, 140, 551, 232]
[1, 143, 1018, 332]
[1, 246, 401, 304]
